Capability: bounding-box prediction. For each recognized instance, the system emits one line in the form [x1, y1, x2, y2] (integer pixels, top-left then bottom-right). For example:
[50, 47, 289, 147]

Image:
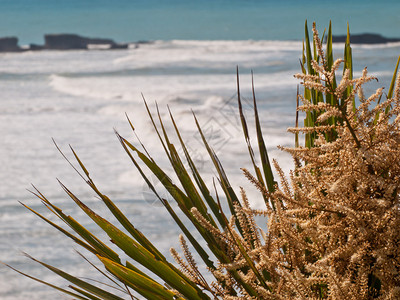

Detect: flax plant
[4, 22, 400, 299]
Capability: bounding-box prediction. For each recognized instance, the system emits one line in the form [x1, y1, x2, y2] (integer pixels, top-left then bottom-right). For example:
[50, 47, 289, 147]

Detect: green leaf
[23, 254, 125, 300]
[117, 133, 216, 272]
[1, 261, 94, 300]
[304, 20, 314, 76]
[251, 74, 276, 198]
[192, 112, 245, 234]
[28, 187, 121, 263]
[168, 108, 227, 229]
[373, 56, 400, 126]
[324, 20, 338, 141]
[99, 256, 183, 300]
[387, 55, 400, 100]
[343, 23, 354, 108]
[236, 68, 274, 209]
[70, 145, 167, 262]
[155, 105, 217, 228]
[59, 182, 210, 300]
[21, 200, 97, 256]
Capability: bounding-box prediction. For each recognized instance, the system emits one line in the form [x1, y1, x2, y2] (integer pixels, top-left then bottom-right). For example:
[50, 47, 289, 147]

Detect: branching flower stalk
[169, 24, 400, 299]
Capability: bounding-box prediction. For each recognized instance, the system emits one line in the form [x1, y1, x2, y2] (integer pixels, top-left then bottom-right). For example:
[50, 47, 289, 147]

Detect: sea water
[1, 2, 400, 299]
[1, 0, 400, 44]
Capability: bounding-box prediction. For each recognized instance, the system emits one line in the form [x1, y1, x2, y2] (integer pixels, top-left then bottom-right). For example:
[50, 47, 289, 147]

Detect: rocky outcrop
[28, 44, 45, 51]
[0, 37, 23, 52]
[332, 33, 400, 44]
[44, 34, 128, 50]
[0, 34, 129, 52]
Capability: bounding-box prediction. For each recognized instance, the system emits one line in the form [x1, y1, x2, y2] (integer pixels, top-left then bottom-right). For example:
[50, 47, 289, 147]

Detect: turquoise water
[0, 0, 400, 44]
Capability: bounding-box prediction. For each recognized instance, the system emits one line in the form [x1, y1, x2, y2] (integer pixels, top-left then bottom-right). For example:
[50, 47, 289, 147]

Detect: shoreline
[1, 32, 400, 53]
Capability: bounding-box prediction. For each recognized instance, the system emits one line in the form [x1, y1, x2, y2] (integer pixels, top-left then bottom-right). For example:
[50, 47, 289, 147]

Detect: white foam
[114, 40, 302, 70]
[352, 41, 400, 49]
[0, 49, 129, 74]
[87, 44, 112, 50]
[49, 70, 297, 106]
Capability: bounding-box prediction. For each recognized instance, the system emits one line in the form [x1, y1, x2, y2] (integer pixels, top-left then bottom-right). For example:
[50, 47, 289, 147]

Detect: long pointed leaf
[251, 74, 276, 198]
[1, 261, 93, 300]
[70, 145, 166, 262]
[24, 254, 125, 300]
[117, 133, 216, 271]
[59, 183, 210, 300]
[168, 108, 226, 228]
[99, 257, 183, 300]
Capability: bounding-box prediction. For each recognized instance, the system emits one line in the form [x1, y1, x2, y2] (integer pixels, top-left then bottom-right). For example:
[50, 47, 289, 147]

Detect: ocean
[1, 1, 400, 299]
[1, 0, 400, 45]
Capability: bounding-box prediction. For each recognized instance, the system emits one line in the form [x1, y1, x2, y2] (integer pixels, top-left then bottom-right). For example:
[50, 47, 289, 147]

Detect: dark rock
[44, 34, 128, 50]
[29, 44, 45, 51]
[136, 40, 154, 44]
[332, 33, 400, 44]
[0, 34, 130, 52]
[110, 43, 129, 49]
[0, 37, 22, 52]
